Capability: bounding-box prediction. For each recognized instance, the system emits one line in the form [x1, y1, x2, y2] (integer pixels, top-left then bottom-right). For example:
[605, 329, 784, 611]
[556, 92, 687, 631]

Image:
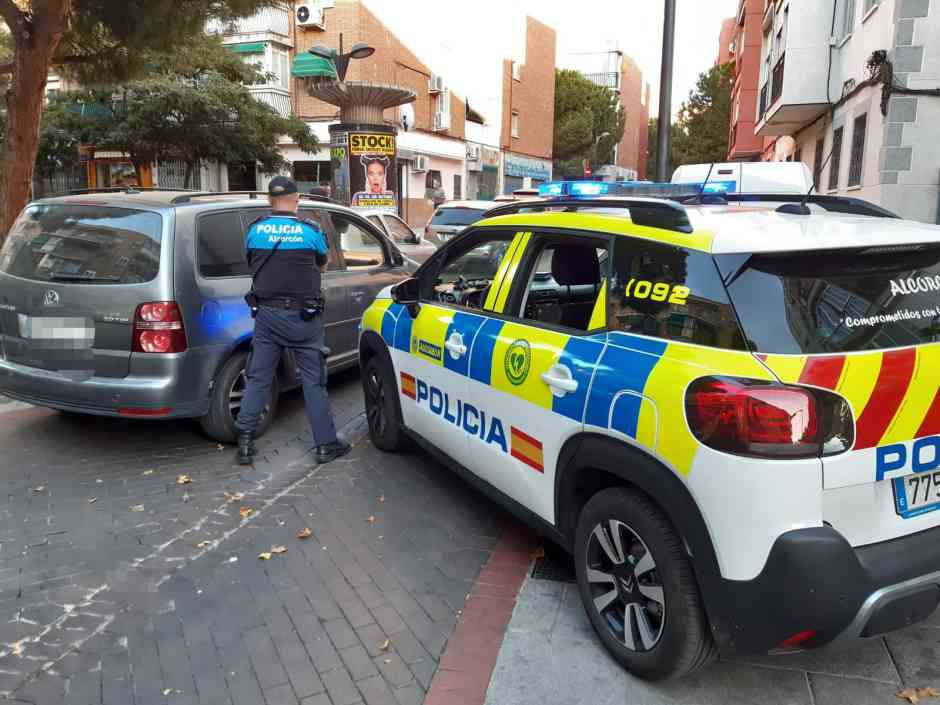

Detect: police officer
[235, 176, 350, 466]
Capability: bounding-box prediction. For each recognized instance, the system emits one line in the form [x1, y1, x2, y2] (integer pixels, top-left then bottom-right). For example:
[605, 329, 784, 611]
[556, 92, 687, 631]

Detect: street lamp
[309, 34, 375, 82]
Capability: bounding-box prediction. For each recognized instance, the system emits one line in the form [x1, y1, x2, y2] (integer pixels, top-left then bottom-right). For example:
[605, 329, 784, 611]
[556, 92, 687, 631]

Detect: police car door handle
[542, 365, 578, 396]
[444, 332, 467, 359]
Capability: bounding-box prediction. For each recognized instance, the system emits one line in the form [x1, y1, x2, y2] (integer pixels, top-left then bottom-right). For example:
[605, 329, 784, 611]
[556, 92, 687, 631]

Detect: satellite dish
[400, 103, 415, 132]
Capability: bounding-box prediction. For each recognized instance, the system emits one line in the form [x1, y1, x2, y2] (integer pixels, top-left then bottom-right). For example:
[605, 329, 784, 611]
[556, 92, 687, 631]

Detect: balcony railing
[582, 72, 620, 91]
[206, 4, 291, 40]
[771, 52, 785, 105]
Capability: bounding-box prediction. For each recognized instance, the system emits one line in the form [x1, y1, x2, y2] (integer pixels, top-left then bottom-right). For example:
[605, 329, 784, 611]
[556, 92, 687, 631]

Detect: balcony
[249, 87, 292, 118]
[206, 4, 292, 46]
[582, 72, 620, 91]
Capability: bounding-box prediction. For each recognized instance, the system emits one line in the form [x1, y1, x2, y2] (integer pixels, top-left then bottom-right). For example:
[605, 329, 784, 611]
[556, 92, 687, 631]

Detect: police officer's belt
[257, 297, 314, 311]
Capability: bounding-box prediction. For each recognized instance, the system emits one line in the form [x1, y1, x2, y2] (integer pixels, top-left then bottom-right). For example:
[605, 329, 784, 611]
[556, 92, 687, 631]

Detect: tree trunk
[0, 0, 72, 246]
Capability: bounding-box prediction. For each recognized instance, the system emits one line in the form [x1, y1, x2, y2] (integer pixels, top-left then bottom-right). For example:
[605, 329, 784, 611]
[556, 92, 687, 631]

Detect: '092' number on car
[624, 278, 690, 306]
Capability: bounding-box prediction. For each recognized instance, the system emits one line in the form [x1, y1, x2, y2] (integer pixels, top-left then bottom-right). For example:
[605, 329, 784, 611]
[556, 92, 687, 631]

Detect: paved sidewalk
[0, 377, 509, 705]
[484, 557, 940, 705]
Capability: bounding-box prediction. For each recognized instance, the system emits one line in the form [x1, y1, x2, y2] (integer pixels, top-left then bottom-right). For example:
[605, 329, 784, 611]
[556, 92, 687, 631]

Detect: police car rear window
[722, 246, 940, 353]
[0, 204, 162, 284]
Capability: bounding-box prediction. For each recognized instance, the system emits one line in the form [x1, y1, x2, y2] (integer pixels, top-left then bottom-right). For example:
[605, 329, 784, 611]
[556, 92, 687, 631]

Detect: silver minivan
[0, 190, 414, 441]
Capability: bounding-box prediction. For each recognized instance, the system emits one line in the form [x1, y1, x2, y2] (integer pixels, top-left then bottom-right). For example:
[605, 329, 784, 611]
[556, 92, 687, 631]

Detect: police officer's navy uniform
[235, 177, 349, 465]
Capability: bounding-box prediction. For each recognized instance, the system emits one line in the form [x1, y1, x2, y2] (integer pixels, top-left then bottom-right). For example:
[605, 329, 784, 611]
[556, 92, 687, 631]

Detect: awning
[466, 101, 485, 125]
[292, 53, 338, 80]
[227, 42, 266, 54]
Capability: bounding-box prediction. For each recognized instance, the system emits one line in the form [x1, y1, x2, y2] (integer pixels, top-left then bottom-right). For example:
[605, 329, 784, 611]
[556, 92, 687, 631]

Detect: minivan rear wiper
[49, 273, 121, 283]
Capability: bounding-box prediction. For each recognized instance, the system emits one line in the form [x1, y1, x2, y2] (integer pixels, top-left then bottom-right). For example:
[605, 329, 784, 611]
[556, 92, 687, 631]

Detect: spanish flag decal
[400, 372, 417, 400]
[510, 426, 544, 473]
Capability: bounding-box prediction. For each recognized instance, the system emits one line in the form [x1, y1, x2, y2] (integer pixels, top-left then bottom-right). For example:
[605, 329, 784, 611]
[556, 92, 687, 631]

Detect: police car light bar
[537, 180, 708, 199]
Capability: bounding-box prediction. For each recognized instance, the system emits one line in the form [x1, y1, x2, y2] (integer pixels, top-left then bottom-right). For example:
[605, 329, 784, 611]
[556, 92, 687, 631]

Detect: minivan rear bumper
[0, 355, 209, 418]
[700, 524, 940, 654]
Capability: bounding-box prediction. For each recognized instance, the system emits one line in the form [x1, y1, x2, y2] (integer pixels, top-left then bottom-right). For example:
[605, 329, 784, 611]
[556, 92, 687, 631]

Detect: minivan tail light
[686, 377, 853, 459]
[132, 301, 187, 353]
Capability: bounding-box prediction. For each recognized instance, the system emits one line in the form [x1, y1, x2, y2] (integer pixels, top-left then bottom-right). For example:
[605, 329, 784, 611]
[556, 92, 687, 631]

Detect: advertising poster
[329, 130, 350, 206]
[349, 132, 397, 211]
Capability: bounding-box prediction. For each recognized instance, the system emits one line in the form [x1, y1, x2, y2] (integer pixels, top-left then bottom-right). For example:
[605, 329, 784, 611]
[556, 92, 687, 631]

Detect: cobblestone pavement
[484, 555, 940, 705]
[0, 372, 508, 705]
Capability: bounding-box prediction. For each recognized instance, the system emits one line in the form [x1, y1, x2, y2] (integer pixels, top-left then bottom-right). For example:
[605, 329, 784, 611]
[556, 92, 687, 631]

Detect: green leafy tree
[0, 0, 274, 244]
[553, 69, 625, 179]
[646, 62, 734, 180]
[41, 36, 317, 188]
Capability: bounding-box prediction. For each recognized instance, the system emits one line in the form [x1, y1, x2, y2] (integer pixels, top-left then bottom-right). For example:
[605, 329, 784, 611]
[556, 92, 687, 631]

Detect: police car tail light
[132, 301, 187, 354]
[686, 377, 833, 459]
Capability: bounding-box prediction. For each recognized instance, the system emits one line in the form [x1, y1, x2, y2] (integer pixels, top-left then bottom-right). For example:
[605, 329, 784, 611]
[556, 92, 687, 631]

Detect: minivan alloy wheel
[228, 369, 269, 424]
[586, 519, 666, 652]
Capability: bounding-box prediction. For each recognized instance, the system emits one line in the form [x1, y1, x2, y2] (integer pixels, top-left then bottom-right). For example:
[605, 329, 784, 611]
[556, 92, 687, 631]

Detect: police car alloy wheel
[362, 356, 407, 452]
[574, 487, 715, 680]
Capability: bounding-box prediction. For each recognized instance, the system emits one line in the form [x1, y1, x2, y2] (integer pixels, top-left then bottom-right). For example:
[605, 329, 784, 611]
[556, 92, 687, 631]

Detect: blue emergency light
[537, 180, 707, 199]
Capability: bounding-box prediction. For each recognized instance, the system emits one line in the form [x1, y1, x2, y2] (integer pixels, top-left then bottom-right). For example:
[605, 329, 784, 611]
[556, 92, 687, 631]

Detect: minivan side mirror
[392, 277, 421, 317]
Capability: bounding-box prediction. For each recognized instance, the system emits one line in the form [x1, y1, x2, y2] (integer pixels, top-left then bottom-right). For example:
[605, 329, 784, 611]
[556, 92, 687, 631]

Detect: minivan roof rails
[170, 191, 334, 205]
[67, 187, 196, 196]
[676, 193, 900, 219]
[484, 197, 694, 234]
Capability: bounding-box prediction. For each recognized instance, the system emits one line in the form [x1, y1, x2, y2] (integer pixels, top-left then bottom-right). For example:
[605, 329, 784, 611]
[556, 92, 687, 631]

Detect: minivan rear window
[722, 246, 940, 353]
[430, 207, 486, 227]
[0, 204, 162, 284]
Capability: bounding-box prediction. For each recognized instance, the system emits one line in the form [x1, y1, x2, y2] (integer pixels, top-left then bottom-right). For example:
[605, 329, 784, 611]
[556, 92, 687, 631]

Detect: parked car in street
[359, 180, 940, 680]
[423, 200, 492, 247]
[0, 189, 415, 441]
[355, 208, 436, 263]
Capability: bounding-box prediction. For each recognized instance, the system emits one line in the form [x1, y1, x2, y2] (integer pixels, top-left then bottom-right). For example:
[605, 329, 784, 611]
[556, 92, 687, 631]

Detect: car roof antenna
[778, 145, 836, 216]
[687, 163, 718, 205]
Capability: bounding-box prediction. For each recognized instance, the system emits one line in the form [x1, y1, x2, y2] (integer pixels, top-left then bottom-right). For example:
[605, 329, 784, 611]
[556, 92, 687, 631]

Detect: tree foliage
[0, 0, 276, 242]
[553, 69, 625, 179]
[39, 36, 318, 187]
[646, 62, 734, 180]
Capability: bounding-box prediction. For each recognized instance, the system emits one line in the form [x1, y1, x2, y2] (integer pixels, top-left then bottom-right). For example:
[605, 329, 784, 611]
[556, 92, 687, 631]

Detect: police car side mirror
[392, 277, 421, 317]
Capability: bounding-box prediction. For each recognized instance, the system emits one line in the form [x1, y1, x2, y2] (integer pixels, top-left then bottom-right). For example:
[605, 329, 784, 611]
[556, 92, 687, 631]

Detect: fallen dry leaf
[31, 486, 44, 492]
[11, 641, 24, 656]
[239, 506, 253, 519]
[379, 495, 385, 503]
[130, 504, 145, 512]
[177, 474, 192, 485]
[378, 639, 390, 652]
[920, 688, 940, 698]
[896, 687, 940, 704]
[196, 540, 212, 549]
[142, 470, 154, 476]
[271, 545, 288, 555]
[258, 552, 272, 560]
[88, 497, 97, 504]
[296, 528, 313, 540]
[366, 515, 376, 524]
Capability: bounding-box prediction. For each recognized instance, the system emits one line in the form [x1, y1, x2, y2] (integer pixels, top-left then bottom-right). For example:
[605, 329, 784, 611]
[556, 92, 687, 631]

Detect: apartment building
[725, 0, 772, 161]
[756, 0, 940, 223]
[568, 48, 651, 180]
[718, 17, 737, 65]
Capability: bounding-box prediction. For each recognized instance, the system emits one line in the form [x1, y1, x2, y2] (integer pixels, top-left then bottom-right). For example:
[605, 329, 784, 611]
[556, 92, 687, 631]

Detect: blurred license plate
[18, 316, 94, 343]
[894, 471, 940, 519]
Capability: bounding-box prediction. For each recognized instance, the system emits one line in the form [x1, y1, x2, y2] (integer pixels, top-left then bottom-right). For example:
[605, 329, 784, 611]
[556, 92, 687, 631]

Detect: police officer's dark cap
[268, 176, 299, 196]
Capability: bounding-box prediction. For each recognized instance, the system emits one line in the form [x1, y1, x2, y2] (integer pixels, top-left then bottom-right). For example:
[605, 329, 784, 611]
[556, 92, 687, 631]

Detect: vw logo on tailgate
[43, 289, 60, 307]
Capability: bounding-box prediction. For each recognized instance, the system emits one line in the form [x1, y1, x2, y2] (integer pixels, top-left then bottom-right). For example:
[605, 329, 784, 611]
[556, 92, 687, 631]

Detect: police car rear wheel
[362, 356, 406, 451]
[574, 487, 715, 680]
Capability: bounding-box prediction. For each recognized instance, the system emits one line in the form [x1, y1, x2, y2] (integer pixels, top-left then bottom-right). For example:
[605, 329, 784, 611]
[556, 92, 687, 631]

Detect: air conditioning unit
[428, 75, 444, 93]
[433, 112, 450, 132]
[413, 155, 428, 172]
[296, 2, 325, 29]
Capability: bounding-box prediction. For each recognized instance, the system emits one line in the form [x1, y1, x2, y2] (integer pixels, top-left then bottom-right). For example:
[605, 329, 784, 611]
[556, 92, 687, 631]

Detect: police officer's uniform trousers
[234, 305, 337, 446]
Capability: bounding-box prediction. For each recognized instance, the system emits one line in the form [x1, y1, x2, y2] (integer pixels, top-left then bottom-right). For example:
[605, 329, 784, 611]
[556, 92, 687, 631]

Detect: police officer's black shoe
[237, 432, 256, 466]
[316, 439, 351, 464]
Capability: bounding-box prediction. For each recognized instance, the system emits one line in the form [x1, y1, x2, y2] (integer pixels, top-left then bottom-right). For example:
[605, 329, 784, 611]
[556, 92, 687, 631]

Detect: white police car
[358, 180, 940, 679]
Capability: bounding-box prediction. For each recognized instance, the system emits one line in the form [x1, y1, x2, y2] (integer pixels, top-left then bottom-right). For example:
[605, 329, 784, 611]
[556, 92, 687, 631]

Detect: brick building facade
[725, 0, 770, 162]
[618, 55, 651, 181]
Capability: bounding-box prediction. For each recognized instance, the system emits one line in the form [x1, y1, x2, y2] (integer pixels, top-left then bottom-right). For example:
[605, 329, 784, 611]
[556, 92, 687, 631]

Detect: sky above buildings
[366, 0, 739, 119]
